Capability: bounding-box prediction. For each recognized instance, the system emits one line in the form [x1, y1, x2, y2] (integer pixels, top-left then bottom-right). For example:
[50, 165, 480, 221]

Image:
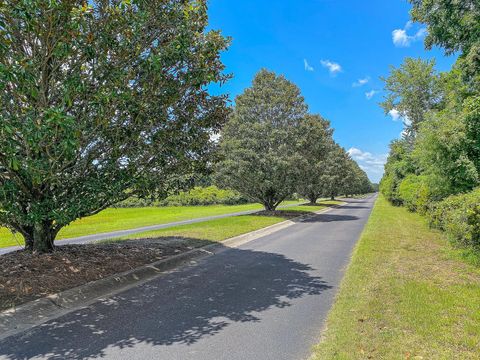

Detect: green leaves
[0, 0, 229, 251]
[216, 70, 372, 210]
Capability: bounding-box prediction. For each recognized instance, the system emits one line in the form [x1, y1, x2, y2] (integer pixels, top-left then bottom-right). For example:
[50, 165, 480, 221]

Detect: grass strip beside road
[0, 200, 338, 310]
[311, 196, 480, 359]
[107, 200, 341, 243]
[0, 200, 303, 248]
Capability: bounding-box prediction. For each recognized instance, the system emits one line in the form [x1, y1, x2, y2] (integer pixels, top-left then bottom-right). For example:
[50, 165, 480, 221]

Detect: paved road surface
[0, 195, 376, 360]
[0, 203, 302, 255]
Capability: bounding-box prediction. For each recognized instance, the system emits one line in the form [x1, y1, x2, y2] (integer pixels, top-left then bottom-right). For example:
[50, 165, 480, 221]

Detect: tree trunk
[263, 201, 277, 212]
[308, 195, 318, 205]
[24, 233, 34, 252]
[330, 195, 335, 201]
[32, 222, 56, 253]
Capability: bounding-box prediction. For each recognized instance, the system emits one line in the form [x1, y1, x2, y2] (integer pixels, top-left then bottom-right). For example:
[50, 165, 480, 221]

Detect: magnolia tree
[296, 114, 334, 204]
[0, 0, 229, 252]
[342, 159, 373, 196]
[321, 144, 351, 200]
[215, 70, 306, 211]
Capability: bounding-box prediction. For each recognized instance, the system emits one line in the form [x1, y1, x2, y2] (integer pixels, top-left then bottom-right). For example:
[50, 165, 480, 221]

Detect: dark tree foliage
[215, 69, 307, 211]
[0, 0, 229, 252]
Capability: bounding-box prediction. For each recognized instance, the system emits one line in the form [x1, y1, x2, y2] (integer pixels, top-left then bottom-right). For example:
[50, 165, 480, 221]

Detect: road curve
[0, 195, 376, 360]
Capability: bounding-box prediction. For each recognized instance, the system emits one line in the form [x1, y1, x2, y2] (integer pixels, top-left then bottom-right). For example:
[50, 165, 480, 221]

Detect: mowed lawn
[0, 201, 303, 248]
[108, 200, 341, 243]
[312, 196, 480, 359]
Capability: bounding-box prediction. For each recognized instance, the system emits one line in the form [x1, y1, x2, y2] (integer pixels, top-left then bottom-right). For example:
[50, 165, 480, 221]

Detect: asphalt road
[0, 195, 376, 360]
[0, 203, 302, 255]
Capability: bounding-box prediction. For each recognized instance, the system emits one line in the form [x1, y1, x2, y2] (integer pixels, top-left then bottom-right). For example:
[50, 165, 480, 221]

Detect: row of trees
[0, 1, 371, 253]
[215, 70, 373, 211]
[380, 0, 480, 250]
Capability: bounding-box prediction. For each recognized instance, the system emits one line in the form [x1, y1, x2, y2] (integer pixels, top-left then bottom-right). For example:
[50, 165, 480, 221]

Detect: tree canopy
[216, 70, 372, 210]
[215, 69, 306, 211]
[380, 58, 441, 142]
[0, 0, 229, 252]
[381, 0, 480, 252]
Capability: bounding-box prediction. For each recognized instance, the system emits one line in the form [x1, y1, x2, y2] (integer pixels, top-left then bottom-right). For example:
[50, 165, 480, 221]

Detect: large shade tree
[215, 69, 307, 211]
[0, 0, 229, 252]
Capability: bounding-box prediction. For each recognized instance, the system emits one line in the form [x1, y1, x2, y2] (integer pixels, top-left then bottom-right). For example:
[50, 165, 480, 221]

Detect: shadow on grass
[0, 237, 332, 359]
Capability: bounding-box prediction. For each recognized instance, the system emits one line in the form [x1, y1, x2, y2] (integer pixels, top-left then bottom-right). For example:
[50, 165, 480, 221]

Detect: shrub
[380, 173, 402, 205]
[160, 186, 248, 206]
[398, 175, 432, 214]
[428, 188, 480, 250]
[115, 186, 248, 207]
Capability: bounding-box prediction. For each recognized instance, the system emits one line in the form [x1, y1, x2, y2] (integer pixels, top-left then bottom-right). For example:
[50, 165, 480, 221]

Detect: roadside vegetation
[115, 186, 250, 207]
[379, 1, 480, 258]
[314, 2, 480, 357]
[0, 2, 372, 254]
[0, 200, 304, 249]
[107, 200, 341, 243]
[312, 196, 480, 359]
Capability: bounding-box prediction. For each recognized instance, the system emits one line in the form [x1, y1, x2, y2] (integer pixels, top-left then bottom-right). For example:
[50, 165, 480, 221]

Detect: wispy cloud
[388, 108, 412, 126]
[320, 59, 342, 75]
[304, 59, 314, 72]
[353, 77, 370, 87]
[348, 147, 388, 183]
[365, 90, 378, 100]
[392, 21, 426, 47]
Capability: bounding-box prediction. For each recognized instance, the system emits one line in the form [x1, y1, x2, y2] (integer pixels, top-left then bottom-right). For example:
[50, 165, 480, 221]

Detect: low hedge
[428, 188, 480, 250]
[160, 186, 248, 206]
[116, 186, 248, 207]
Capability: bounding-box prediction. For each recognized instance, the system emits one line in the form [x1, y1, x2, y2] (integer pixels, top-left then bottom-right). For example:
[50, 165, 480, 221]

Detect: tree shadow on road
[299, 213, 360, 223]
[0, 239, 332, 359]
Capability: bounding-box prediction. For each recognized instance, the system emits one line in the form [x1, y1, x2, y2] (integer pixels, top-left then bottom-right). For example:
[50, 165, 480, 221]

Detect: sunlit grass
[106, 200, 340, 243]
[311, 196, 480, 359]
[0, 200, 303, 248]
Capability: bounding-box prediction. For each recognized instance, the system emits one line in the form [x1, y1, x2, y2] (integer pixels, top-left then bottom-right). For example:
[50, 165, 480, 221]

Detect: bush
[115, 186, 248, 207]
[398, 175, 432, 214]
[160, 186, 248, 206]
[428, 188, 480, 250]
[380, 173, 402, 206]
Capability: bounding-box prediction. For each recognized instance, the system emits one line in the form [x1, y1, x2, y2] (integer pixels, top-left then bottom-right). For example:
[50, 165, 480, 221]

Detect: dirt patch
[0, 237, 210, 311]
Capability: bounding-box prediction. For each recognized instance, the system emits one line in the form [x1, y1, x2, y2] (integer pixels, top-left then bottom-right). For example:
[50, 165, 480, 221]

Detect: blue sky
[207, 0, 456, 183]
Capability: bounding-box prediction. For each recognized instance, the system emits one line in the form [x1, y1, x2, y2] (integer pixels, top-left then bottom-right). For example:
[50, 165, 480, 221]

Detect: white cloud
[388, 108, 412, 126]
[388, 109, 401, 121]
[304, 59, 314, 72]
[365, 90, 378, 100]
[320, 59, 342, 75]
[392, 22, 427, 47]
[348, 147, 388, 183]
[353, 77, 370, 87]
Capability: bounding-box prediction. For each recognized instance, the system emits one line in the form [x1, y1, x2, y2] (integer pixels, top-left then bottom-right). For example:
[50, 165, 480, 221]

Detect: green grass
[311, 196, 480, 359]
[0, 200, 302, 248]
[106, 200, 341, 243]
[108, 215, 286, 243]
